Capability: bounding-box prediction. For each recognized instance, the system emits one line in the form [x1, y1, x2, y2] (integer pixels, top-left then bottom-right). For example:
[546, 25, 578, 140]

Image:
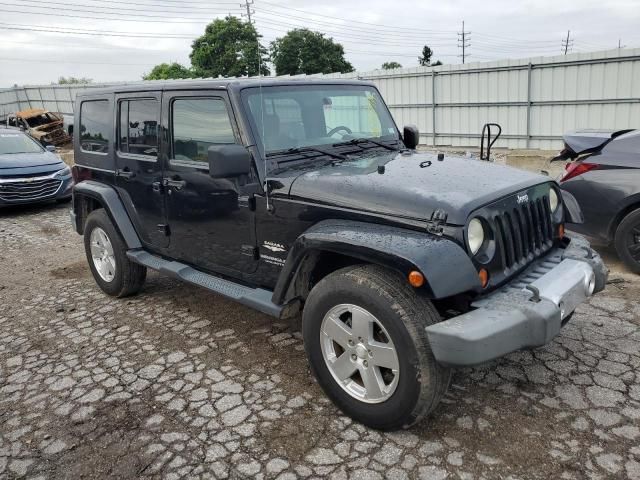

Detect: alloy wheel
[320, 304, 400, 404]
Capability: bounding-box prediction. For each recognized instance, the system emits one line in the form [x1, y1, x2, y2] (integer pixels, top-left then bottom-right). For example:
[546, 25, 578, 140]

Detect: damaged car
[556, 129, 640, 273]
[6, 108, 71, 146]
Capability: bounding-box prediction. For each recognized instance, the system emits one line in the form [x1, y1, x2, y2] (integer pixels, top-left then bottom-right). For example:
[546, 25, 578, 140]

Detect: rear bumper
[425, 234, 607, 367]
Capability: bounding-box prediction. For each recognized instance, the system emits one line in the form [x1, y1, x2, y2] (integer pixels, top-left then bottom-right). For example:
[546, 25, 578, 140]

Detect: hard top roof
[77, 77, 374, 97]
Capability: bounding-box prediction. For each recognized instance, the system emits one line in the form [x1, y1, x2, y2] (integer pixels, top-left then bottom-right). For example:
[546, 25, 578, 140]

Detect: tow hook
[526, 285, 541, 302]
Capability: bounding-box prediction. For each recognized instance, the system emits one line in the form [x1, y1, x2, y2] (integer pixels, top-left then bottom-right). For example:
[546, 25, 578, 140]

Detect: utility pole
[618, 39, 626, 49]
[241, 0, 254, 23]
[457, 20, 471, 64]
[561, 30, 573, 54]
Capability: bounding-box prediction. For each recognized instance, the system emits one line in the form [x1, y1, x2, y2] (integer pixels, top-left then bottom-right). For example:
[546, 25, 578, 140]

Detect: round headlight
[468, 218, 485, 255]
[549, 188, 559, 212]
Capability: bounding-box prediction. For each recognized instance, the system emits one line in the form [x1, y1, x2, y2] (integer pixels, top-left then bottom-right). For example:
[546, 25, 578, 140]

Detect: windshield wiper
[333, 137, 399, 152]
[267, 145, 346, 161]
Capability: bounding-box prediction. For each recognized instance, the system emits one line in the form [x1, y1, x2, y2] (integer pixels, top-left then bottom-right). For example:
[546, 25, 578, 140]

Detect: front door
[162, 91, 257, 274]
[114, 92, 168, 248]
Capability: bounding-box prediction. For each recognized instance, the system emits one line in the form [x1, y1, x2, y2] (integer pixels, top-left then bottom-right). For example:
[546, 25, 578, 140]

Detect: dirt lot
[1, 202, 640, 480]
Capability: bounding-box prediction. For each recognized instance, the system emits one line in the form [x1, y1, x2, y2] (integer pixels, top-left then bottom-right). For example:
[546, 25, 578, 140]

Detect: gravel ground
[1, 202, 640, 480]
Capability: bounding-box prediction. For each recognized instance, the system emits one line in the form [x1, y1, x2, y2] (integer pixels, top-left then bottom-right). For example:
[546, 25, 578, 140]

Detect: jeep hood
[279, 151, 551, 225]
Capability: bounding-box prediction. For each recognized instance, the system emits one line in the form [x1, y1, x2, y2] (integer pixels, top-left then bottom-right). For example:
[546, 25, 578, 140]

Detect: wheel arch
[272, 219, 481, 305]
[609, 194, 640, 240]
[73, 181, 142, 249]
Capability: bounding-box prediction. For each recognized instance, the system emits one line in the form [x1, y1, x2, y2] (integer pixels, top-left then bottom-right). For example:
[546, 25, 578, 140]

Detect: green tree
[57, 76, 92, 84]
[418, 45, 442, 66]
[190, 16, 269, 78]
[381, 61, 402, 70]
[270, 29, 354, 76]
[143, 62, 194, 80]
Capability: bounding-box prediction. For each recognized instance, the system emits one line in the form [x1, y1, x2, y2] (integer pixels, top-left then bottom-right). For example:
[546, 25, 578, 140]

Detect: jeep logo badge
[517, 193, 529, 204]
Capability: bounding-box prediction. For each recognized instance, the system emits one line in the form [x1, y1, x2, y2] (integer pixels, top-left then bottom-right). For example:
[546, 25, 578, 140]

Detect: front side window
[242, 85, 398, 154]
[171, 98, 235, 164]
[119, 99, 159, 157]
[80, 100, 110, 153]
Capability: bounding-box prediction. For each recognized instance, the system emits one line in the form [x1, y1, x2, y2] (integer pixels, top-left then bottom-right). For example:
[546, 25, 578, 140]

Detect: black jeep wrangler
[70, 79, 607, 430]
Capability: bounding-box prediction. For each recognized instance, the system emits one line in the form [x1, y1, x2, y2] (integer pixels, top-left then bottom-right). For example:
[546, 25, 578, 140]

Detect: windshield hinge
[426, 209, 448, 236]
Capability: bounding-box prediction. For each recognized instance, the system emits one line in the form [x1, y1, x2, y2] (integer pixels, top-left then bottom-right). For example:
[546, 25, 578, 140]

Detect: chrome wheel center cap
[355, 344, 368, 359]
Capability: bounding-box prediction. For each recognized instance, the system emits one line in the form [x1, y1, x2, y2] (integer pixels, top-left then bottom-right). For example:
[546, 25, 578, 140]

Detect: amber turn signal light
[478, 268, 489, 288]
[558, 224, 565, 239]
[408, 270, 425, 288]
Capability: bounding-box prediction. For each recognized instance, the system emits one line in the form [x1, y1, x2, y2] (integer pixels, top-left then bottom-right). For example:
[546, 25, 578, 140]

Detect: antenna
[249, 3, 270, 212]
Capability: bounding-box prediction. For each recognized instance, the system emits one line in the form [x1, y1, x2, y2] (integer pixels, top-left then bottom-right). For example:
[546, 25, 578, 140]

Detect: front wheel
[614, 208, 640, 274]
[302, 265, 451, 430]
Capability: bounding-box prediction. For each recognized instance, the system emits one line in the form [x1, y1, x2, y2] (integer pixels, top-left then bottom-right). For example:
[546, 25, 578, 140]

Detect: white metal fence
[2, 48, 639, 150]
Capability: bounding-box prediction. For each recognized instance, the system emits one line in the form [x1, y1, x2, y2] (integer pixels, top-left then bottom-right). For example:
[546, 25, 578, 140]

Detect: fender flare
[73, 181, 142, 249]
[272, 219, 481, 304]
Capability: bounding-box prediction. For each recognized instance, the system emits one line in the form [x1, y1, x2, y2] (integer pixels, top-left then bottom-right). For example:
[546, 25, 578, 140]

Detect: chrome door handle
[116, 168, 135, 179]
[163, 178, 186, 190]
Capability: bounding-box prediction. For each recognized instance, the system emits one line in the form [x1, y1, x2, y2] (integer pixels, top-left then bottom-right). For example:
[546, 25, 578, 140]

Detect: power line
[12, 0, 237, 18]
[0, 22, 196, 38]
[2, 5, 243, 23]
[458, 20, 470, 63]
[258, 0, 458, 35]
[0, 56, 158, 66]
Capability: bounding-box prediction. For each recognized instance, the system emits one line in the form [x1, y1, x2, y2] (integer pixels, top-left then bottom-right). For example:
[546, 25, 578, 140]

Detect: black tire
[302, 264, 451, 430]
[83, 208, 147, 297]
[614, 208, 640, 274]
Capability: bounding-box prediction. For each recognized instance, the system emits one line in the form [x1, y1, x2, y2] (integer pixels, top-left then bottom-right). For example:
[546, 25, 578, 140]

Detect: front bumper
[0, 175, 72, 206]
[425, 234, 607, 367]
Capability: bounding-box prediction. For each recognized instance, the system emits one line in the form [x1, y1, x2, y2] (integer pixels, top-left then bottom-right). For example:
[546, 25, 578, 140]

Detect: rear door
[114, 92, 168, 248]
[161, 90, 257, 274]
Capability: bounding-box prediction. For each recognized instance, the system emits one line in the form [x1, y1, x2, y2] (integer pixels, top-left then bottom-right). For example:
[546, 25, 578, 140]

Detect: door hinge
[426, 209, 448, 236]
[157, 224, 170, 236]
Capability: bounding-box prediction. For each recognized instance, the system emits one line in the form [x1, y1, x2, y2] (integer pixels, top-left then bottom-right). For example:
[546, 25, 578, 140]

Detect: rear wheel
[83, 209, 147, 297]
[302, 265, 451, 430]
[614, 208, 640, 274]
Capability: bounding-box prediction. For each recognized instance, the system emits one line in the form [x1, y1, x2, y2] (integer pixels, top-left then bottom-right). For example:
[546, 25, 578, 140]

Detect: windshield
[241, 85, 399, 156]
[0, 132, 44, 154]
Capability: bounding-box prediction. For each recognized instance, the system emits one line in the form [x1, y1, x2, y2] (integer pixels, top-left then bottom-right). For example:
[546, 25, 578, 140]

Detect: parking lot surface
[1, 203, 639, 479]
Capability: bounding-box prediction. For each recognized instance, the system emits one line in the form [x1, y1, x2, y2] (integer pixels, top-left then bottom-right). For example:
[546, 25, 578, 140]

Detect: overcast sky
[1, 0, 639, 87]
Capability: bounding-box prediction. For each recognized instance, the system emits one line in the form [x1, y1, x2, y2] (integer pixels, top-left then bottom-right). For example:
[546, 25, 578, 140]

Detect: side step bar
[127, 250, 283, 318]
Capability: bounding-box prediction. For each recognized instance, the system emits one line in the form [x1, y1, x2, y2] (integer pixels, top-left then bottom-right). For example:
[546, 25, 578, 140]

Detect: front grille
[0, 178, 62, 201]
[493, 196, 554, 271]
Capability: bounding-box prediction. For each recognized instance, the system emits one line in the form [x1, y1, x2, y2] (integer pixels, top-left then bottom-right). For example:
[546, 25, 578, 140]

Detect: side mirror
[208, 144, 251, 178]
[403, 125, 419, 149]
[45, 145, 56, 153]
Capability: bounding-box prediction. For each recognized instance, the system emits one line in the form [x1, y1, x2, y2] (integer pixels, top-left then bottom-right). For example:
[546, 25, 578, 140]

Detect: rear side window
[171, 98, 235, 164]
[80, 100, 110, 153]
[118, 99, 159, 157]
